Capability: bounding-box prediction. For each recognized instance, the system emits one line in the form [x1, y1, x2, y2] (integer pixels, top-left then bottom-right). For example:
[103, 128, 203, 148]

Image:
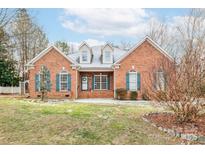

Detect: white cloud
[61, 8, 151, 37]
[68, 38, 106, 52]
[83, 39, 105, 46]
[69, 38, 105, 47]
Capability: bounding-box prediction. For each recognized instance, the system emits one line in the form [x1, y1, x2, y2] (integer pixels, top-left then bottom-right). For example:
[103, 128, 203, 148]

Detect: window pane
[101, 76, 107, 82]
[94, 82, 100, 89]
[61, 83, 67, 91]
[101, 82, 107, 89]
[129, 73, 137, 91]
[60, 74, 68, 91]
[129, 83, 136, 90]
[95, 76, 100, 82]
[104, 51, 110, 62]
[82, 51, 88, 61]
[94, 75, 108, 90]
[61, 74, 67, 81]
[129, 73, 136, 82]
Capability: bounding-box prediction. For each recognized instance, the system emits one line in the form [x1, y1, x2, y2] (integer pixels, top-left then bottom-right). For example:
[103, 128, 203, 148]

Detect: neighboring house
[25, 36, 173, 99]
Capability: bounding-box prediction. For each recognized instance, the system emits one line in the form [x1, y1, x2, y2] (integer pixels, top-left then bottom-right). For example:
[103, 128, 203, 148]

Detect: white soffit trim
[26, 45, 77, 65]
[79, 41, 92, 50]
[114, 36, 174, 64]
[79, 69, 113, 72]
[102, 43, 114, 51]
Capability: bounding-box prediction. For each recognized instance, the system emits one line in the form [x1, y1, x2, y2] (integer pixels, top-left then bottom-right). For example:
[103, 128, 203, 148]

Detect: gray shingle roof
[68, 45, 127, 69]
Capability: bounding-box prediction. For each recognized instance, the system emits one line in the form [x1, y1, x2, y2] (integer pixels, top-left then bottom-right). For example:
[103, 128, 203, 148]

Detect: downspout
[114, 68, 116, 99]
[75, 68, 78, 99]
[113, 64, 120, 99]
[113, 65, 116, 99]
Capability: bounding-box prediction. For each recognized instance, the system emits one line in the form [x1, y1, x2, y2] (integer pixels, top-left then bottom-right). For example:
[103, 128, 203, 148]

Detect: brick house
[25, 36, 173, 99]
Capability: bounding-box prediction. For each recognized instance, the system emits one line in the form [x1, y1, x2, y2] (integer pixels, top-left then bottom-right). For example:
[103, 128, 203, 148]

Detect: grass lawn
[0, 97, 180, 144]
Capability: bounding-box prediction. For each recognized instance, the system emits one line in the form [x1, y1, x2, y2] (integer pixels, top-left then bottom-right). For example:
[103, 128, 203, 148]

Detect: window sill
[128, 90, 139, 92]
[59, 90, 71, 93]
[93, 89, 110, 91]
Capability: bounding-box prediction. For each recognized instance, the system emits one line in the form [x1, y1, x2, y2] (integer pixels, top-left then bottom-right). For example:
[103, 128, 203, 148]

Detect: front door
[82, 76, 88, 90]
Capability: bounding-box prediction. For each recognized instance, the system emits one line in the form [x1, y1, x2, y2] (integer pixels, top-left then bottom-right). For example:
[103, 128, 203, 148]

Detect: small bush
[116, 88, 127, 100]
[130, 91, 138, 100]
[142, 92, 150, 100]
[167, 101, 205, 123]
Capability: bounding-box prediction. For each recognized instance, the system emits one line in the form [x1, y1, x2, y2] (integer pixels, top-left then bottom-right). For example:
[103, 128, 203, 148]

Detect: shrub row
[115, 88, 150, 100]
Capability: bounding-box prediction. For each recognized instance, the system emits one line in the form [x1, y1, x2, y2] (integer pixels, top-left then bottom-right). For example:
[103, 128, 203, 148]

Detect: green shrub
[130, 91, 138, 100]
[116, 88, 127, 100]
[142, 92, 150, 100]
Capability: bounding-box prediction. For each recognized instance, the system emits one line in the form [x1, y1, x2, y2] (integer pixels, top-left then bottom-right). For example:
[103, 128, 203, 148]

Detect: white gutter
[114, 68, 116, 99]
[75, 69, 78, 99]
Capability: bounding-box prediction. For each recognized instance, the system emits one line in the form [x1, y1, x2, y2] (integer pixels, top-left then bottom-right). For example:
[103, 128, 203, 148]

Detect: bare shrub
[145, 9, 205, 124]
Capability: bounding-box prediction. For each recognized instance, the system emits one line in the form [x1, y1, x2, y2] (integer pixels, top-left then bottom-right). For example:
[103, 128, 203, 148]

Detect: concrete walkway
[74, 98, 153, 107]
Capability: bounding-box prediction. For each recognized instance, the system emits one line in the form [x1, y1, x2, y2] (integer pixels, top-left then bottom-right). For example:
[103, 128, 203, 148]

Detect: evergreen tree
[55, 41, 70, 55]
[0, 43, 19, 86]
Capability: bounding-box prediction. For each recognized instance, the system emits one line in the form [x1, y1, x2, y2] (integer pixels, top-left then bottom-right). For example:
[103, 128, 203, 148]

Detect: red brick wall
[115, 40, 171, 99]
[78, 72, 114, 98]
[28, 40, 171, 100]
[28, 48, 77, 99]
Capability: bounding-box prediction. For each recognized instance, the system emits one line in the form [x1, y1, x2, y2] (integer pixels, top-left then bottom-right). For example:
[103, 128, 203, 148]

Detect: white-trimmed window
[129, 72, 137, 91]
[60, 71, 68, 91]
[94, 74, 108, 90]
[37, 72, 42, 91]
[156, 71, 165, 90]
[82, 50, 88, 62]
[103, 50, 112, 63]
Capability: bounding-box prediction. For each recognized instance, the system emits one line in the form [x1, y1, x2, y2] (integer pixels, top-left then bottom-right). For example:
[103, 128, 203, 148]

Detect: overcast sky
[29, 8, 189, 46]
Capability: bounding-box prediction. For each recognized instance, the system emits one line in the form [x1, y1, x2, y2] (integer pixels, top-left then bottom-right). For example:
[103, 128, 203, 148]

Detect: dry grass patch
[0, 97, 180, 144]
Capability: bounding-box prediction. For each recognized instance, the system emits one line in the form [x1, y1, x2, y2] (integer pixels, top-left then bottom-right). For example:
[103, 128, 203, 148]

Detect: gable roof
[26, 45, 77, 66]
[79, 41, 92, 51]
[26, 36, 173, 70]
[114, 36, 173, 64]
[101, 43, 114, 51]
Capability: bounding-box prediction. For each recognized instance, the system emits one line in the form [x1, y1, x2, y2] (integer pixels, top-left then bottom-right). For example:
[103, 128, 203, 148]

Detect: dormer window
[104, 50, 111, 63]
[82, 50, 88, 62]
[79, 42, 91, 63]
[102, 44, 113, 63]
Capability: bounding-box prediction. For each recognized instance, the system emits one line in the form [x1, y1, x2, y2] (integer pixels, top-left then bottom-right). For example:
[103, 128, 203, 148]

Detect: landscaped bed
[0, 97, 181, 144]
[143, 112, 205, 143]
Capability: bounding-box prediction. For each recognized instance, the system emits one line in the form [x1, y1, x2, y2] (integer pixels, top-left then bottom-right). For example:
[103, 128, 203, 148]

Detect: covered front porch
[77, 71, 114, 99]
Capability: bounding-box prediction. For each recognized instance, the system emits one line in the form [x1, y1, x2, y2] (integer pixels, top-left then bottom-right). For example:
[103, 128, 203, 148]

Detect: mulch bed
[144, 112, 205, 136]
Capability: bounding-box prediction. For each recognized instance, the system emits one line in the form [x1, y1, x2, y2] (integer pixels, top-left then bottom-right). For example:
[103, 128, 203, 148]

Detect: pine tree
[0, 42, 19, 86]
[55, 41, 70, 55]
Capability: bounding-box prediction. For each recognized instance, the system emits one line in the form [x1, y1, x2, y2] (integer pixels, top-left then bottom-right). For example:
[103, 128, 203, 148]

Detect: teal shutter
[92, 75, 94, 90]
[56, 74, 60, 92]
[137, 72, 141, 90]
[126, 73, 129, 90]
[81, 77, 83, 90]
[67, 74, 71, 91]
[164, 72, 167, 90]
[153, 72, 157, 90]
[47, 71, 51, 91]
[87, 77, 89, 90]
[107, 75, 110, 90]
[35, 74, 40, 92]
